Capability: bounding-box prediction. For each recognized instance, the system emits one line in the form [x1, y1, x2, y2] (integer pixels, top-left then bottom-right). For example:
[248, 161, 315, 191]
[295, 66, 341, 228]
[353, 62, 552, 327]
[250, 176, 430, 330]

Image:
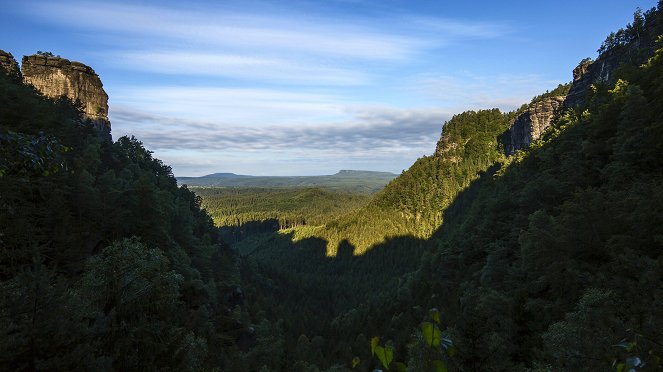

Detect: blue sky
[1, 0, 657, 176]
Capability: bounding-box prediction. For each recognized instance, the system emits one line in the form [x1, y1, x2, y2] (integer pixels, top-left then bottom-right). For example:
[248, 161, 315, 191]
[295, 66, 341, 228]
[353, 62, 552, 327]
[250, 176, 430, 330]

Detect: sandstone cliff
[21, 54, 110, 130]
[0, 50, 21, 81]
[502, 96, 565, 155]
[563, 53, 621, 108]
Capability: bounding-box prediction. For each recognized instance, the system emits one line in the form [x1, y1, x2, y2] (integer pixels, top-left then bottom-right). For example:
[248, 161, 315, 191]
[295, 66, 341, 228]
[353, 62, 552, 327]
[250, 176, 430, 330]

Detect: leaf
[429, 308, 441, 324]
[374, 345, 393, 370]
[616, 362, 625, 372]
[394, 361, 407, 372]
[371, 336, 380, 356]
[432, 359, 448, 372]
[421, 321, 442, 348]
[446, 345, 457, 357]
[351, 356, 360, 368]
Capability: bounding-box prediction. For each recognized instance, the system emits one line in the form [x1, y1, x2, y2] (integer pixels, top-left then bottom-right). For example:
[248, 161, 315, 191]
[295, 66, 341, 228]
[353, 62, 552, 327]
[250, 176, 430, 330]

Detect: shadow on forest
[220, 218, 281, 244]
[233, 161, 504, 277]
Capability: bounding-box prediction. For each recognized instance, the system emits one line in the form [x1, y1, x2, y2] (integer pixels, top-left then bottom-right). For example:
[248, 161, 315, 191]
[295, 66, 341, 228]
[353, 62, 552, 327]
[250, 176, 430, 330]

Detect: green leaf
[429, 308, 441, 324]
[374, 345, 393, 370]
[351, 356, 360, 368]
[616, 362, 625, 372]
[394, 361, 407, 372]
[432, 359, 448, 372]
[421, 322, 442, 348]
[446, 345, 457, 357]
[626, 342, 637, 352]
[371, 336, 380, 356]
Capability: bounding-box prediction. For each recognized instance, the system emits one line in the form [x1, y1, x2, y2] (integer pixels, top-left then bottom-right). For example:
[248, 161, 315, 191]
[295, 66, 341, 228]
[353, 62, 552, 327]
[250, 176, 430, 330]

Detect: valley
[1, 2, 663, 371]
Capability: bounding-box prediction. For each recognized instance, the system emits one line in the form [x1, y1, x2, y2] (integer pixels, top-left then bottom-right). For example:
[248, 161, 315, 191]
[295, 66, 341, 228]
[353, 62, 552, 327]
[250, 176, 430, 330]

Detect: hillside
[194, 187, 370, 244]
[0, 52, 249, 370]
[178, 170, 397, 194]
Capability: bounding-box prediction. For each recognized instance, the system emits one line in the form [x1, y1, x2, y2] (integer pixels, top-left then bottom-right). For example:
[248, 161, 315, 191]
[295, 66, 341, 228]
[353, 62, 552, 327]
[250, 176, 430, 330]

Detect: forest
[1, 2, 663, 371]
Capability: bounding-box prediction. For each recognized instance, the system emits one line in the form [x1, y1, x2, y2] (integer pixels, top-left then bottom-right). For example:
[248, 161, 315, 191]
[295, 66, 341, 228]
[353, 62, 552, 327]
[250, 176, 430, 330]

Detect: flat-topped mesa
[21, 54, 110, 131]
[0, 50, 21, 81]
[502, 96, 565, 155]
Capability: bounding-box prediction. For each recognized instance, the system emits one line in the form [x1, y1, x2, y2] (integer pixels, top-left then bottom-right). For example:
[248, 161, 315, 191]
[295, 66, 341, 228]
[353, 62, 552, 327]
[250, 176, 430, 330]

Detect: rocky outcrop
[563, 53, 621, 108]
[21, 54, 110, 130]
[0, 50, 21, 81]
[502, 96, 565, 155]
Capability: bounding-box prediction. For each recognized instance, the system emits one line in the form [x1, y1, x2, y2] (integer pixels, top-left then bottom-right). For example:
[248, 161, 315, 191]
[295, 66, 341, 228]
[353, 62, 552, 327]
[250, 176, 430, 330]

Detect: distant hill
[177, 170, 398, 194]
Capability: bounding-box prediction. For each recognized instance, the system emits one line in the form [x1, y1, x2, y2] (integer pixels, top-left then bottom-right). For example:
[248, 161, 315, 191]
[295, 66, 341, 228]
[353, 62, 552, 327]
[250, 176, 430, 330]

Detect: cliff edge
[21, 54, 110, 130]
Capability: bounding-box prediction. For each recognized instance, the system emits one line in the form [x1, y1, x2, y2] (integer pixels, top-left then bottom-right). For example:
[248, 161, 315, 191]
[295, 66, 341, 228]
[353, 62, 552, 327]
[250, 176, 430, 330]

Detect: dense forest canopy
[0, 65, 252, 369]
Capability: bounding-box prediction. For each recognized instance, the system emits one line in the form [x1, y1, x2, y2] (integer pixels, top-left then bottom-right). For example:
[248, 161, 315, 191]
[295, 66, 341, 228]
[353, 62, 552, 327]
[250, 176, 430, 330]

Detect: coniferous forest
[2, 3, 663, 371]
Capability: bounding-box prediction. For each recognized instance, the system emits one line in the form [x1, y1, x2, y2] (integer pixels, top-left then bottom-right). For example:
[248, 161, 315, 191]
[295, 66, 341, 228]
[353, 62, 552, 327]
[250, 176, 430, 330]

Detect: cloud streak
[412, 73, 563, 111]
[111, 105, 447, 155]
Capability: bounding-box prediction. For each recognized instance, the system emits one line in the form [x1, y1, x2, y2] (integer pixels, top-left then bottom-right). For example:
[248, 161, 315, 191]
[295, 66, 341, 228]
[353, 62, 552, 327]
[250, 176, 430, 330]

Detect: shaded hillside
[410, 40, 663, 372]
[0, 52, 246, 370]
[178, 170, 397, 194]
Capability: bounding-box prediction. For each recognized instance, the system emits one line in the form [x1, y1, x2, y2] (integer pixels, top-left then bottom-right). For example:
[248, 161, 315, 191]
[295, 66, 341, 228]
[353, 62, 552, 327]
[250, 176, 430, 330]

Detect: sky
[1, 0, 657, 176]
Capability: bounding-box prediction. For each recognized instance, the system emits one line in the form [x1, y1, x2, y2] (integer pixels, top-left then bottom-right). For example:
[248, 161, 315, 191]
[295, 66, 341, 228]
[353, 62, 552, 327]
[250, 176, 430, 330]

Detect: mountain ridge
[177, 170, 398, 194]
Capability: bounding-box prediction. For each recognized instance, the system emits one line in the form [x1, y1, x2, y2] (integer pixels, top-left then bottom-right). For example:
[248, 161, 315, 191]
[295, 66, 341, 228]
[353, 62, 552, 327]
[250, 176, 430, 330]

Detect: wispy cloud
[111, 105, 447, 155]
[109, 87, 348, 125]
[22, 1, 428, 61]
[107, 51, 368, 85]
[18, 1, 512, 86]
[9, 0, 521, 175]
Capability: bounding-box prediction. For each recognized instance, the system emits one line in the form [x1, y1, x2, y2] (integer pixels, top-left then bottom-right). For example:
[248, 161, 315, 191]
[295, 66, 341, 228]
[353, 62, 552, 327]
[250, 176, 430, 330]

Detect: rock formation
[501, 96, 565, 155]
[0, 50, 21, 81]
[563, 53, 621, 108]
[21, 54, 110, 130]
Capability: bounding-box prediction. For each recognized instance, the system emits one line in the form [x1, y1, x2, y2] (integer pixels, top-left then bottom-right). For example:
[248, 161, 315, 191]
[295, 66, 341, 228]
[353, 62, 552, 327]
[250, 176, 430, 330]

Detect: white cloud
[107, 51, 368, 85]
[110, 105, 447, 155]
[22, 1, 428, 61]
[109, 86, 350, 125]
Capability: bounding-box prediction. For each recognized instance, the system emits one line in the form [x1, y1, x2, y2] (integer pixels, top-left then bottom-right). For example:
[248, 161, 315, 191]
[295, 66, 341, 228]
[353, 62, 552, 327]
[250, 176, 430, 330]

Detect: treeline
[0, 66, 250, 369]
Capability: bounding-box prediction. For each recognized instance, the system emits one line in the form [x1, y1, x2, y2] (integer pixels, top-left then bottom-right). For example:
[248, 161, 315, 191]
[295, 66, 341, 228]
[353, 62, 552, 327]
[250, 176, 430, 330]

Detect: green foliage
[0, 66, 244, 369]
[421, 322, 442, 348]
[374, 343, 393, 370]
[194, 186, 370, 243]
[529, 82, 572, 104]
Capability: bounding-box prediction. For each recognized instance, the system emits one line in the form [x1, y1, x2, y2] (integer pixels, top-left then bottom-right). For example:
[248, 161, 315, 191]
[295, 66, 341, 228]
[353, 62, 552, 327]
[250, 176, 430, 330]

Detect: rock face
[0, 50, 21, 81]
[21, 54, 110, 130]
[563, 53, 621, 108]
[502, 96, 565, 155]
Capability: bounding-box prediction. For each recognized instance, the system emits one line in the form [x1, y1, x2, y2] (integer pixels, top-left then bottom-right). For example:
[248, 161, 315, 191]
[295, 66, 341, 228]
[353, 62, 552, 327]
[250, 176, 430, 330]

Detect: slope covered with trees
[410, 21, 663, 370]
[228, 4, 663, 371]
[195, 187, 370, 243]
[0, 63, 248, 370]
